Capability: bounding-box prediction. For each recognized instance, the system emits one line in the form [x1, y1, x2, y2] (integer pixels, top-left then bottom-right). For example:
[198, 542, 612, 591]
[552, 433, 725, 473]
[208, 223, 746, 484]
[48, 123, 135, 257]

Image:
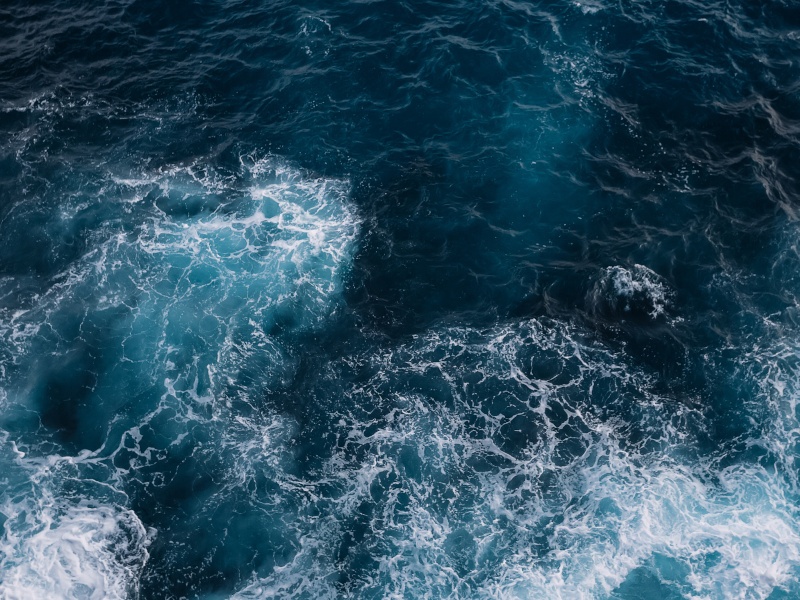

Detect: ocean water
[1, 0, 800, 598]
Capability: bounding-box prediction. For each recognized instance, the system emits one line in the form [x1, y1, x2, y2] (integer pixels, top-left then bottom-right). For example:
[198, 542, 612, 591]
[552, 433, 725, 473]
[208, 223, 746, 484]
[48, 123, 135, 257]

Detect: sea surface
[1, 1, 800, 598]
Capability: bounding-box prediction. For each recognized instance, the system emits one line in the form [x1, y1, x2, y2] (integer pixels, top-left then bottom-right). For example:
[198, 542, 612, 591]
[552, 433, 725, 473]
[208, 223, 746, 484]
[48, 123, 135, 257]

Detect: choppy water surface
[2, 1, 800, 598]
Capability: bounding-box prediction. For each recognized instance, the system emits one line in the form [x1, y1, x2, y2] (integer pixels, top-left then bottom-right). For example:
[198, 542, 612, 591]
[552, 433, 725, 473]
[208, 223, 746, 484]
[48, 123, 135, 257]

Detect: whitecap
[0, 501, 151, 600]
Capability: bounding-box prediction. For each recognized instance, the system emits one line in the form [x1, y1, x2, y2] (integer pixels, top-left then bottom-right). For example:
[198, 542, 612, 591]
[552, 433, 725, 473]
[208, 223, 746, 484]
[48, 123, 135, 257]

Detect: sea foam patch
[0, 153, 357, 420]
[0, 154, 360, 597]
[227, 317, 800, 599]
[0, 502, 150, 600]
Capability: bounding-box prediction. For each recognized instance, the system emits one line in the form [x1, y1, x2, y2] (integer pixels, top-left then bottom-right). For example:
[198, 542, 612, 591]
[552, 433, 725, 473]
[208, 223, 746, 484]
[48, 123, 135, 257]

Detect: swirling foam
[226, 318, 800, 599]
[0, 502, 150, 600]
[0, 153, 360, 598]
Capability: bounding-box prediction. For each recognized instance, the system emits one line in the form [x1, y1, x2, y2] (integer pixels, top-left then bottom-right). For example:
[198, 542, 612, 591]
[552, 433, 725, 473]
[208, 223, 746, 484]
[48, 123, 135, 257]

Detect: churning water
[2, 1, 800, 598]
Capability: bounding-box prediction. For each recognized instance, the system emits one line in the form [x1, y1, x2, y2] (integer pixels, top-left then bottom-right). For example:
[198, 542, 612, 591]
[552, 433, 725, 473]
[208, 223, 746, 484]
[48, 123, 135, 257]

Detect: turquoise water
[2, 1, 800, 598]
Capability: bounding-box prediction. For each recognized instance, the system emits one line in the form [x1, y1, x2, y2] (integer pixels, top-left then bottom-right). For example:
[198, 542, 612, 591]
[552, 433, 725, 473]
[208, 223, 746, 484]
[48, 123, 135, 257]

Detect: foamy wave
[485, 458, 800, 599]
[0, 154, 358, 410]
[0, 502, 150, 600]
[0, 154, 359, 597]
[590, 264, 673, 321]
[229, 317, 800, 599]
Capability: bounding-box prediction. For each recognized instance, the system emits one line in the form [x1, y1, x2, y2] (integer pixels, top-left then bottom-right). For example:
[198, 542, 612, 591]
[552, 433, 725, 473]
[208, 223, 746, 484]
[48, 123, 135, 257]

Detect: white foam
[1, 154, 358, 404]
[573, 0, 604, 15]
[0, 154, 359, 597]
[229, 318, 800, 599]
[600, 264, 673, 319]
[483, 456, 800, 599]
[0, 501, 151, 600]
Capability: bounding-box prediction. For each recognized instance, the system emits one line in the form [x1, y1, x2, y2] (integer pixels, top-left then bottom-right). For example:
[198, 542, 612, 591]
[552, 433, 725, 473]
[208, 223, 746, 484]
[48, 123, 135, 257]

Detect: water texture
[1, 0, 800, 598]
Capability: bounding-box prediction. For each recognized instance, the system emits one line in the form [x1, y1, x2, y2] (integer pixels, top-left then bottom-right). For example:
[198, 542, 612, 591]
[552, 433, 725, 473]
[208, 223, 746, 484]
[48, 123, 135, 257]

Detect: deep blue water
[2, 0, 800, 598]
